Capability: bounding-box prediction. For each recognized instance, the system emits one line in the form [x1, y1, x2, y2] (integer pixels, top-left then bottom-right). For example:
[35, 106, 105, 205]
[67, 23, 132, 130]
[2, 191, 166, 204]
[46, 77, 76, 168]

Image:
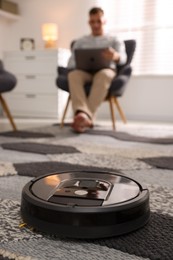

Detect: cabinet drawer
[13, 75, 57, 94]
[4, 93, 58, 118]
[4, 57, 57, 74]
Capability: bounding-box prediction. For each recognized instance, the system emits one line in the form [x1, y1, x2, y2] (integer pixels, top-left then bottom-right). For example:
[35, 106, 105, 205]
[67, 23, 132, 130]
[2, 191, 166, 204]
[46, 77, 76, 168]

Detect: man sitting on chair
[67, 7, 127, 133]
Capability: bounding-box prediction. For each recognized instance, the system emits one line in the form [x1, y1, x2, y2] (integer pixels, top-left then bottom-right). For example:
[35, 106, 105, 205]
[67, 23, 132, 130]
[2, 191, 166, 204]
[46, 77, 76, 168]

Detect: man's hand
[102, 47, 120, 63]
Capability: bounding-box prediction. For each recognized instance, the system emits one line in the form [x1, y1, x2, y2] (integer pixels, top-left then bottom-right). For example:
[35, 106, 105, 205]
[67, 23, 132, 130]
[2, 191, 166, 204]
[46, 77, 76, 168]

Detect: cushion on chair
[108, 65, 132, 97]
[0, 70, 17, 93]
[56, 63, 132, 98]
[108, 76, 129, 97]
[56, 65, 131, 98]
[0, 60, 17, 93]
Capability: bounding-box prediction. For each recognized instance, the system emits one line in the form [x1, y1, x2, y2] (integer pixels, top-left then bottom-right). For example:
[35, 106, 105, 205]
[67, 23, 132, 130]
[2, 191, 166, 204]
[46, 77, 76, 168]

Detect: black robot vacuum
[21, 170, 150, 239]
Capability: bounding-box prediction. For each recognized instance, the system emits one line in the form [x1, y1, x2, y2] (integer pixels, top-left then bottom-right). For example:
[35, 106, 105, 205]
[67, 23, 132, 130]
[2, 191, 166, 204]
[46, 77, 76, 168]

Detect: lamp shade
[42, 23, 58, 48]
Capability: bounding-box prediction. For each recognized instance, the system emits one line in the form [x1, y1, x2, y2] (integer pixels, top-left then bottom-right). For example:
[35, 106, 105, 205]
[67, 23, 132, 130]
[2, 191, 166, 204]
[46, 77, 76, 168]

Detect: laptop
[74, 48, 111, 72]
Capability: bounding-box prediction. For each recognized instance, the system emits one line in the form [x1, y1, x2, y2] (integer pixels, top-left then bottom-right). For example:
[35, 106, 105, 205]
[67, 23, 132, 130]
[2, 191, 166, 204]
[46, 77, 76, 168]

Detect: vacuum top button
[75, 190, 88, 196]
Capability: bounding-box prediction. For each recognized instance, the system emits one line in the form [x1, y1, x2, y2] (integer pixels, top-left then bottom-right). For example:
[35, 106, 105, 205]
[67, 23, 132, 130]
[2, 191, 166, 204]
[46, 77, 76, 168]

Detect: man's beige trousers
[68, 69, 116, 120]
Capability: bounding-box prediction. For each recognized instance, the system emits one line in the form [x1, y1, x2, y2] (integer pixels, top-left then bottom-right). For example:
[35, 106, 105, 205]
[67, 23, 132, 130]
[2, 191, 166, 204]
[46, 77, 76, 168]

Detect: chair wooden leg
[0, 94, 17, 131]
[60, 95, 71, 128]
[113, 97, 127, 124]
[108, 96, 116, 130]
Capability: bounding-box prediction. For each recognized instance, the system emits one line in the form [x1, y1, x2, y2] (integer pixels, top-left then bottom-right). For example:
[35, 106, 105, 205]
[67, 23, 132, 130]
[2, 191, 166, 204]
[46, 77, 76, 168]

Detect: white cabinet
[3, 49, 63, 118]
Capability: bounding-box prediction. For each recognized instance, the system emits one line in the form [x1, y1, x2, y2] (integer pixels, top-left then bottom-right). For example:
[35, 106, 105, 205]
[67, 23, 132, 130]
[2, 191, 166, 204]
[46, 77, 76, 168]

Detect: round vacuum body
[21, 170, 150, 239]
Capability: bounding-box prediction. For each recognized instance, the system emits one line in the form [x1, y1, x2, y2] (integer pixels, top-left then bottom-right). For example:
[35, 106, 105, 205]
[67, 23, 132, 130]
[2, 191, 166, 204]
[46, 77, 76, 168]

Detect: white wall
[0, 0, 97, 52]
[0, 0, 173, 122]
[0, 16, 7, 58]
[97, 76, 173, 122]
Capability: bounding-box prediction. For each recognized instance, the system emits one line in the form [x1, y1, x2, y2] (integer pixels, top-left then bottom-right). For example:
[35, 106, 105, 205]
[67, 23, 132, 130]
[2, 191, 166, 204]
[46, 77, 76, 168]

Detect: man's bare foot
[71, 112, 93, 133]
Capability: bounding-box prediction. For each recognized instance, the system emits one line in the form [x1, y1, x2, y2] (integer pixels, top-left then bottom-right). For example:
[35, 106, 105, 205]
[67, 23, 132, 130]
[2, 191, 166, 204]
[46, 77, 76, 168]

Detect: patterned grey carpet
[0, 123, 173, 260]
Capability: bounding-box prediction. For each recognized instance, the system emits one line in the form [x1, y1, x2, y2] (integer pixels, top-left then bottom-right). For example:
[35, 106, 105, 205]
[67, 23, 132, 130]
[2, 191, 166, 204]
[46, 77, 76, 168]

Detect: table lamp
[42, 23, 58, 48]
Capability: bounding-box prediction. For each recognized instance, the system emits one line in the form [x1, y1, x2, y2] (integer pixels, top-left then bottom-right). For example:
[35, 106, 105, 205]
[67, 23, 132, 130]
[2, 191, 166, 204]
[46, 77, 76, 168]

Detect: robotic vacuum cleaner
[21, 170, 150, 239]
